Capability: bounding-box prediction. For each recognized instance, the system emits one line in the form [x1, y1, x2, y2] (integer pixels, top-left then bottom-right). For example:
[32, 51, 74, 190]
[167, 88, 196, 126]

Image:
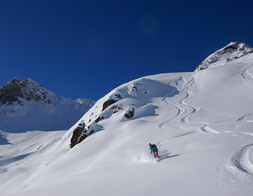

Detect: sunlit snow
[1, 42, 253, 196]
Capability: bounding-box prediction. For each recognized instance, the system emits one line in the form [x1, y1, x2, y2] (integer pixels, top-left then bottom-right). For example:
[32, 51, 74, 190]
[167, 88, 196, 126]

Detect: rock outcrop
[102, 99, 117, 111]
[70, 121, 87, 148]
[0, 78, 24, 105]
[125, 108, 135, 118]
[0, 77, 52, 106]
[195, 42, 253, 71]
[70, 120, 95, 148]
[69, 93, 124, 148]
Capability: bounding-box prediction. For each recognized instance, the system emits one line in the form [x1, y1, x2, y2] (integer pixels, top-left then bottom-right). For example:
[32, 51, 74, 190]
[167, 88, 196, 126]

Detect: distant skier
[149, 143, 160, 158]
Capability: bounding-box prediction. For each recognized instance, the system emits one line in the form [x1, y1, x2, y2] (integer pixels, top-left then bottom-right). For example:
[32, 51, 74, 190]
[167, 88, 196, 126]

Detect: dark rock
[110, 105, 121, 114]
[102, 99, 117, 111]
[89, 130, 94, 134]
[70, 122, 86, 148]
[77, 134, 87, 145]
[125, 108, 135, 118]
[0, 78, 23, 105]
[70, 122, 97, 148]
[0, 77, 53, 106]
[223, 42, 239, 51]
[95, 116, 104, 123]
[132, 85, 138, 92]
[114, 94, 122, 98]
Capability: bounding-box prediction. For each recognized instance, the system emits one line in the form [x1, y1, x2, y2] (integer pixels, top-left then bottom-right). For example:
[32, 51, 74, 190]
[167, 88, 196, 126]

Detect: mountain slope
[1, 42, 253, 196]
[0, 78, 95, 132]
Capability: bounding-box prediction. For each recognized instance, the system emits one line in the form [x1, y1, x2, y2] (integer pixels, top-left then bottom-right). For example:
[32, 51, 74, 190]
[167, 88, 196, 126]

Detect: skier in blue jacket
[149, 143, 160, 158]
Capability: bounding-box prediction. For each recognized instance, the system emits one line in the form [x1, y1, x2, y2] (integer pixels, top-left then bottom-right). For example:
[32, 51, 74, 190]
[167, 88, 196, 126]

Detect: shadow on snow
[0, 133, 11, 145]
[0, 153, 32, 167]
[157, 150, 180, 162]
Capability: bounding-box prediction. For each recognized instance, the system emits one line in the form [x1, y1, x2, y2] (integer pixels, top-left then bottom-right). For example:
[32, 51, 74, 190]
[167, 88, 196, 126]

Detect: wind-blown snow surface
[1, 51, 253, 195]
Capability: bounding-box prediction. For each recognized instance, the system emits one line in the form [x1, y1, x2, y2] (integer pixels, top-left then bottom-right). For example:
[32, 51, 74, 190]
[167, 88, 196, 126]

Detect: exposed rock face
[195, 42, 253, 71]
[95, 116, 105, 123]
[0, 77, 52, 106]
[102, 94, 122, 111]
[125, 108, 135, 119]
[94, 105, 121, 123]
[69, 93, 123, 148]
[102, 99, 117, 111]
[70, 121, 87, 148]
[70, 120, 95, 148]
[0, 78, 24, 105]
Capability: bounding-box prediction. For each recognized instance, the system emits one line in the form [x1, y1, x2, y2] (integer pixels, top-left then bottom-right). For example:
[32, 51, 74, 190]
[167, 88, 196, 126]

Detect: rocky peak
[0, 78, 52, 106]
[0, 77, 95, 131]
[195, 41, 253, 71]
[21, 78, 52, 104]
[0, 77, 23, 105]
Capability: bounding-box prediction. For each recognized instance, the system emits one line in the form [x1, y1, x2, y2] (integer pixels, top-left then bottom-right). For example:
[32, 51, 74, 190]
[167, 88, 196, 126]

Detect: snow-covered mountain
[1, 42, 253, 196]
[0, 78, 95, 132]
[195, 41, 253, 71]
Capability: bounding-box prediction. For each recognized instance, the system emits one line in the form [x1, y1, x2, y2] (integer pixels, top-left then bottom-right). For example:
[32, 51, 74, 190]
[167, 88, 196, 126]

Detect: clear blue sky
[1, 0, 253, 101]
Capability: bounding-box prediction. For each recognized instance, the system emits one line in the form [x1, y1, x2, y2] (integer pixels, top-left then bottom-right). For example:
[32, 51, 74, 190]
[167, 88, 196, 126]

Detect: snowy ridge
[1, 42, 253, 195]
[68, 77, 178, 148]
[195, 41, 253, 71]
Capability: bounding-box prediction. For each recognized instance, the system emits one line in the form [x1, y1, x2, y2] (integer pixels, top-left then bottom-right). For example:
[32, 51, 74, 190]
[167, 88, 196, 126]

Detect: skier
[149, 143, 160, 158]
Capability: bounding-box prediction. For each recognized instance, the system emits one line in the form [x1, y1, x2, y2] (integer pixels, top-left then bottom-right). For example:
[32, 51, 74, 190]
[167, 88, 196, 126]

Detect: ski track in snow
[237, 113, 253, 122]
[240, 63, 253, 86]
[237, 63, 253, 122]
[179, 75, 220, 134]
[173, 71, 253, 188]
[215, 143, 253, 195]
[160, 74, 219, 135]
[228, 143, 253, 175]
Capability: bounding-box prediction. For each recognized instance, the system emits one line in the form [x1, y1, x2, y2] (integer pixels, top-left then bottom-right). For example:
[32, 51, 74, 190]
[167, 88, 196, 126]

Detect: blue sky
[0, 0, 253, 101]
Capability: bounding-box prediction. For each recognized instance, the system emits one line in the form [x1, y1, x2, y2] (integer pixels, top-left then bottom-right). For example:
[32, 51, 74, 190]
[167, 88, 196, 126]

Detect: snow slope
[1, 42, 253, 196]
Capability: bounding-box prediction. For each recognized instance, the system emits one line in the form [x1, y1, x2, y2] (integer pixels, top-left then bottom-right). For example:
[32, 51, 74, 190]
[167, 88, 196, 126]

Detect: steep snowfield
[1, 44, 253, 196]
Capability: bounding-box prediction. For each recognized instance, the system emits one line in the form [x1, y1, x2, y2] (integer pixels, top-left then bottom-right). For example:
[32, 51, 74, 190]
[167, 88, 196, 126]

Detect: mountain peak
[0, 77, 95, 132]
[9, 77, 20, 84]
[0, 78, 52, 106]
[0, 77, 24, 105]
[195, 41, 253, 71]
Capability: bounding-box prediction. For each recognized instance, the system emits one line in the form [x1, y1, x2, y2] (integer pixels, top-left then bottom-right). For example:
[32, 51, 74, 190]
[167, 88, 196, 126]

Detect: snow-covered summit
[195, 41, 253, 71]
[0, 78, 95, 132]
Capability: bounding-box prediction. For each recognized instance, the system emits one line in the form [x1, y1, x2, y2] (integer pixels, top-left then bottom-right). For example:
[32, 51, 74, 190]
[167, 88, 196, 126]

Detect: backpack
[151, 144, 157, 152]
